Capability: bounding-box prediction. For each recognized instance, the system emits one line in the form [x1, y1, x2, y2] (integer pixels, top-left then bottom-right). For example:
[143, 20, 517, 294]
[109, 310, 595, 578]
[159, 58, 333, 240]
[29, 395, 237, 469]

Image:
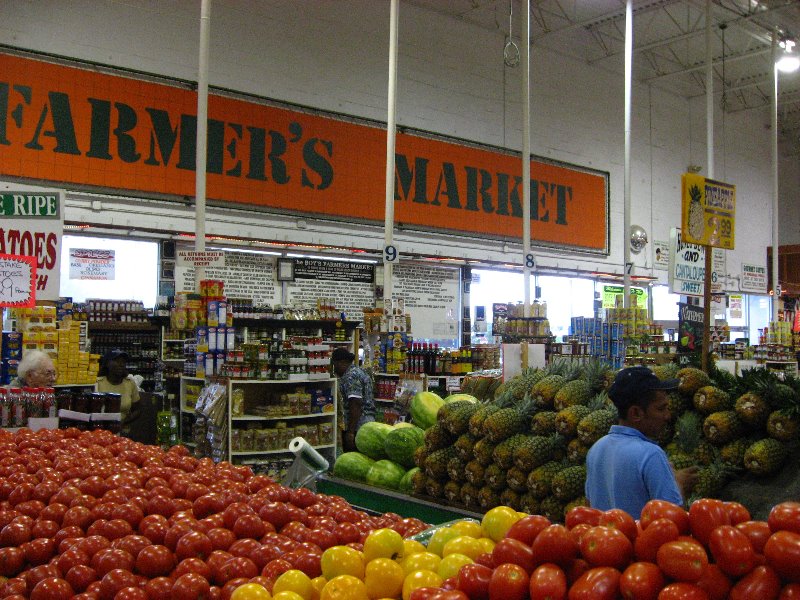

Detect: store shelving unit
[179, 375, 205, 446]
[88, 322, 160, 389]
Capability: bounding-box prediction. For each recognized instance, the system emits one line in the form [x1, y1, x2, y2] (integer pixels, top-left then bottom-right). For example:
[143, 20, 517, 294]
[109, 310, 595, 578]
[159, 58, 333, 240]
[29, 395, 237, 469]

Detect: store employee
[96, 350, 140, 430]
[332, 347, 375, 452]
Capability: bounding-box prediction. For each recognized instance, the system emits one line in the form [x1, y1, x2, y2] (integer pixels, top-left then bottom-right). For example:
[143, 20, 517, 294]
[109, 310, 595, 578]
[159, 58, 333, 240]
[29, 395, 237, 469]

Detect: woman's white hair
[17, 350, 54, 382]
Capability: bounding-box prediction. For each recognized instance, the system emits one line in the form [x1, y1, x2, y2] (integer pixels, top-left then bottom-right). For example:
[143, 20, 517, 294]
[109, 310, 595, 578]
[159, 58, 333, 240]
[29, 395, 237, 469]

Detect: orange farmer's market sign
[0, 52, 609, 254]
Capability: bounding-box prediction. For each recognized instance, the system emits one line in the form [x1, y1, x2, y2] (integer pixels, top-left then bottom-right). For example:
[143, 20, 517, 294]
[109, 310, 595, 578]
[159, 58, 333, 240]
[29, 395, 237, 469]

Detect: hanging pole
[522, 0, 532, 319]
[701, 0, 714, 373]
[771, 29, 780, 323]
[194, 0, 211, 290]
[623, 0, 633, 307]
[383, 0, 399, 304]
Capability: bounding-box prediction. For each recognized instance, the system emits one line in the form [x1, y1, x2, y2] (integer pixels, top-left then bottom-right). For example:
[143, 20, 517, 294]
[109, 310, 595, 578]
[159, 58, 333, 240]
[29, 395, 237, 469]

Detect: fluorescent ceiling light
[777, 40, 800, 73]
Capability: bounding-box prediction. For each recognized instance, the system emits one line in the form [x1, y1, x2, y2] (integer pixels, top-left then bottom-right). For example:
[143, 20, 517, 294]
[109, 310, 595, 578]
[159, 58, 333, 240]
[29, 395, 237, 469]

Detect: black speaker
[161, 240, 176, 259]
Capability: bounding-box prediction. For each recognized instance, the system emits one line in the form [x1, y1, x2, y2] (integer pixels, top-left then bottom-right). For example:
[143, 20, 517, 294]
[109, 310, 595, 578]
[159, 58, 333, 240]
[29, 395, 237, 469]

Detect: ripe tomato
[635, 518, 680, 562]
[175, 530, 213, 561]
[217, 557, 259, 584]
[506, 515, 551, 545]
[707, 525, 756, 577]
[457, 562, 493, 600]
[491, 538, 535, 573]
[564, 507, 601, 530]
[567, 566, 621, 600]
[689, 499, 730, 547]
[362, 528, 404, 562]
[528, 563, 567, 600]
[619, 562, 665, 600]
[764, 530, 800, 582]
[579, 526, 633, 569]
[99, 568, 138, 599]
[135, 544, 175, 577]
[695, 564, 732, 600]
[598, 509, 638, 542]
[92, 547, 136, 577]
[780, 584, 800, 599]
[320, 546, 365, 580]
[172, 572, 211, 600]
[657, 582, 710, 600]
[768, 502, 800, 534]
[29, 576, 74, 600]
[735, 520, 772, 554]
[364, 557, 404, 599]
[409, 589, 469, 600]
[321, 574, 368, 600]
[487, 563, 528, 600]
[0, 546, 24, 576]
[481, 507, 521, 543]
[64, 564, 97, 593]
[230, 583, 272, 600]
[729, 565, 781, 600]
[640, 500, 691, 535]
[723, 502, 751, 526]
[530, 525, 578, 569]
[656, 540, 708, 582]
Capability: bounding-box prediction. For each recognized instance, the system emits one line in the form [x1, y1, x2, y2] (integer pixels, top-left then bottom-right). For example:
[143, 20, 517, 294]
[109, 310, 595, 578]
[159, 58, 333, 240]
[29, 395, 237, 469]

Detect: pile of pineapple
[661, 363, 800, 501]
[409, 359, 618, 522]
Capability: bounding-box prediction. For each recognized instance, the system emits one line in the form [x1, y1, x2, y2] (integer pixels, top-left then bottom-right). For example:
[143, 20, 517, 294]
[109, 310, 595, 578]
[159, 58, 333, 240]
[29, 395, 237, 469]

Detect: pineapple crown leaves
[689, 184, 702, 202]
[673, 411, 703, 453]
[581, 359, 610, 393]
[587, 391, 615, 414]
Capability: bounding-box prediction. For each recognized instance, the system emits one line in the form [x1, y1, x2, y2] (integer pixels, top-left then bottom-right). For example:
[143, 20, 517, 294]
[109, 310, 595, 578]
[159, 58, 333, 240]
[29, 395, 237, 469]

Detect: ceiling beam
[644, 46, 770, 80]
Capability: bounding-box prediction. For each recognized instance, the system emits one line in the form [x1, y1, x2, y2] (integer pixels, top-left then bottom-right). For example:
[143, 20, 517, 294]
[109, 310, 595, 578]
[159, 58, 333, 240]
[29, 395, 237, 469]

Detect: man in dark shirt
[332, 347, 376, 452]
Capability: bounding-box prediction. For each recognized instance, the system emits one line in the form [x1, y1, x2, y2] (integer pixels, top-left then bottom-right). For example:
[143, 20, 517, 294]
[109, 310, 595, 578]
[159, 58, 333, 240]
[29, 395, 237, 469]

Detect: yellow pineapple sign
[681, 173, 736, 249]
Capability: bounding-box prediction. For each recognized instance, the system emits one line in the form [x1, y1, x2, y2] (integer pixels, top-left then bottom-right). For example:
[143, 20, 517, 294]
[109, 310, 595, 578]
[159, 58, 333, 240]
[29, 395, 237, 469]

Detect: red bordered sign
[0, 254, 37, 308]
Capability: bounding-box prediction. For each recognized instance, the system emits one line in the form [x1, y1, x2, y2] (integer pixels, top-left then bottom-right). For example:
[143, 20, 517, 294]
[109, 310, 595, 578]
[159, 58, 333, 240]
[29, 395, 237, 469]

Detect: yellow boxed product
[41, 331, 58, 344]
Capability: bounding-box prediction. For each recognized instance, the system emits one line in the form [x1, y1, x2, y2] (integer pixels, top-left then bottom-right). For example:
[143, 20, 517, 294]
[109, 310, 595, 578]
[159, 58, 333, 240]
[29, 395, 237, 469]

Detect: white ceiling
[406, 0, 800, 150]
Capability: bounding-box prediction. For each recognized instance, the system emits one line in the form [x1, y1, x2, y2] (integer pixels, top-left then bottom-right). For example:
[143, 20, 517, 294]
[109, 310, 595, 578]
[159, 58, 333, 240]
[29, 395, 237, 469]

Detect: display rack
[178, 375, 205, 446]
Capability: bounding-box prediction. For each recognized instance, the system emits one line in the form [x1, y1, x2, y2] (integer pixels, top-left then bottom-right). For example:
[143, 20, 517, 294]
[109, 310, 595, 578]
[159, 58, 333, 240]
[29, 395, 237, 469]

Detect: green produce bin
[316, 475, 483, 525]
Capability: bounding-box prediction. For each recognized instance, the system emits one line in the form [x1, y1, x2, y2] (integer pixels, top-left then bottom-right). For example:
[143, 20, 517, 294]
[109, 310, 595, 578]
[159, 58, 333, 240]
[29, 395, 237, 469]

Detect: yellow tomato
[403, 539, 426, 557]
[274, 592, 306, 600]
[364, 558, 405, 600]
[321, 575, 369, 600]
[441, 535, 484, 560]
[401, 551, 441, 576]
[426, 527, 460, 557]
[401, 570, 443, 600]
[231, 583, 273, 600]
[481, 506, 521, 542]
[321, 546, 365, 580]
[476, 537, 495, 554]
[363, 528, 405, 563]
[437, 553, 473, 580]
[273, 570, 314, 600]
[311, 577, 328, 600]
[449, 520, 483, 539]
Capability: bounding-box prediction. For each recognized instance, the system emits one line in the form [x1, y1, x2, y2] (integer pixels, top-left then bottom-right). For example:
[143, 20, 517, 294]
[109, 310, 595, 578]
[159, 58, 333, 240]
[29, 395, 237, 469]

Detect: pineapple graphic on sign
[688, 184, 705, 240]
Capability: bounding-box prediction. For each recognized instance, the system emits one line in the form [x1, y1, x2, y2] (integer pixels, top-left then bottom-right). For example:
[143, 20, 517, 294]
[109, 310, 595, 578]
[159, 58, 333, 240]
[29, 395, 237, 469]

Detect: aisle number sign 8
[383, 244, 399, 264]
[524, 254, 536, 269]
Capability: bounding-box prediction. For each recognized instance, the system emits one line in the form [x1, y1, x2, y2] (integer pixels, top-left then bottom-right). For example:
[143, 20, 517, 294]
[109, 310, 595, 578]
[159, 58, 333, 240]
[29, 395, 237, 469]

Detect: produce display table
[316, 475, 483, 524]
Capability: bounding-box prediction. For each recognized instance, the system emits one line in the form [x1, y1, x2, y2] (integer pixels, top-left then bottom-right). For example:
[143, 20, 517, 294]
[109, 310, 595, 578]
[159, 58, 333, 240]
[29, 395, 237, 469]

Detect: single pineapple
[703, 411, 743, 446]
[424, 447, 456, 479]
[473, 437, 497, 466]
[460, 482, 481, 508]
[499, 488, 522, 511]
[513, 434, 562, 472]
[654, 363, 680, 381]
[526, 461, 563, 499]
[425, 478, 445, 498]
[668, 451, 696, 470]
[506, 467, 529, 492]
[532, 410, 558, 435]
[734, 392, 771, 428]
[483, 397, 536, 443]
[553, 379, 593, 411]
[550, 465, 587, 502]
[469, 403, 502, 437]
[677, 367, 712, 397]
[493, 433, 529, 469]
[414, 446, 429, 469]
[694, 439, 719, 466]
[443, 481, 461, 504]
[447, 456, 467, 483]
[720, 437, 752, 468]
[411, 469, 427, 494]
[532, 375, 567, 408]
[693, 386, 732, 415]
[566, 438, 590, 464]
[540, 495, 567, 523]
[484, 462, 507, 491]
[766, 409, 800, 442]
[667, 391, 691, 419]
[743, 438, 788, 476]
[691, 461, 733, 500]
[438, 400, 472, 427]
[478, 485, 501, 510]
[576, 394, 618, 446]
[445, 402, 481, 435]
[454, 433, 478, 462]
[555, 405, 592, 438]
[672, 411, 703, 455]
[519, 493, 541, 515]
[687, 183, 705, 239]
[464, 460, 486, 486]
[424, 423, 454, 451]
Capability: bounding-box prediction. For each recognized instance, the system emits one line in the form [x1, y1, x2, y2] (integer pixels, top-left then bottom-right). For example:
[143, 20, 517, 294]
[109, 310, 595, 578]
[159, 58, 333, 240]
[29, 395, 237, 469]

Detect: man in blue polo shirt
[585, 366, 699, 519]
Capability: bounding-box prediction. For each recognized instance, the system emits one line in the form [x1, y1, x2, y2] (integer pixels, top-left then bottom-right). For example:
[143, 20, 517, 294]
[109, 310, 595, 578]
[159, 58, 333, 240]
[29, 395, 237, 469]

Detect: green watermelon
[354, 421, 393, 460]
[332, 452, 375, 482]
[393, 421, 415, 429]
[444, 393, 478, 404]
[384, 425, 425, 468]
[409, 391, 445, 430]
[399, 467, 420, 493]
[366, 459, 406, 490]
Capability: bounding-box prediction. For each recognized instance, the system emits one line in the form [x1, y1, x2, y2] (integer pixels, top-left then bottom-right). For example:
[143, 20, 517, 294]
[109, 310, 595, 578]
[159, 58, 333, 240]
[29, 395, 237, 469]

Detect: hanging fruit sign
[681, 173, 736, 249]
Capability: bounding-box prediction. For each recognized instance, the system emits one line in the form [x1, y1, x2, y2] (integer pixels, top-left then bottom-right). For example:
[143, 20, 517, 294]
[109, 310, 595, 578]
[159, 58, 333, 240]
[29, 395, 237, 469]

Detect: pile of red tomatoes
[0, 427, 427, 599]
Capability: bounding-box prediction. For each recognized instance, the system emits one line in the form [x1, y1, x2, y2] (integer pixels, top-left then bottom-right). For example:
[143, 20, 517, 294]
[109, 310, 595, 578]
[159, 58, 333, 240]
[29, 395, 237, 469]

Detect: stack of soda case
[56, 389, 122, 434]
[569, 316, 627, 370]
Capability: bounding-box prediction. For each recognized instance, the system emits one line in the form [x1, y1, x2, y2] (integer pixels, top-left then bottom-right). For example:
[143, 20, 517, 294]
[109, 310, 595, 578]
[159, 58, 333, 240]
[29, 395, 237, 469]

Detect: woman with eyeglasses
[9, 350, 57, 388]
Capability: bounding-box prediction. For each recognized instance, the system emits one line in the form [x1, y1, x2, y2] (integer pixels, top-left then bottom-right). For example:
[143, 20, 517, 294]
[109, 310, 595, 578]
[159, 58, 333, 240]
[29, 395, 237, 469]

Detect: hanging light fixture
[777, 39, 800, 73]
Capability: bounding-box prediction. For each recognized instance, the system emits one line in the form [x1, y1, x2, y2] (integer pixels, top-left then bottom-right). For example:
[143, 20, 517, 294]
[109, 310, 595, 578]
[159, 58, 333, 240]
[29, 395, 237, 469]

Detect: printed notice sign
[669, 228, 706, 296]
[741, 263, 768, 294]
[0, 254, 37, 307]
[653, 240, 670, 270]
[69, 249, 115, 280]
[176, 251, 225, 268]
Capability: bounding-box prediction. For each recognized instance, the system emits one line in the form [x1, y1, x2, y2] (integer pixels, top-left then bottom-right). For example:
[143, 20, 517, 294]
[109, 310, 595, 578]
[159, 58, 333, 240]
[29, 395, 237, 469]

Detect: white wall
[0, 0, 783, 285]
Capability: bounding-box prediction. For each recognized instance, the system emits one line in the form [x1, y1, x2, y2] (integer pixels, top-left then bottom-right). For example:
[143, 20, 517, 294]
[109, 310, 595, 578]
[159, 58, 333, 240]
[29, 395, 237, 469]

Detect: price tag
[523, 253, 535, 269]
[446, 377, 461, 392]
[383, 244, 399, 264]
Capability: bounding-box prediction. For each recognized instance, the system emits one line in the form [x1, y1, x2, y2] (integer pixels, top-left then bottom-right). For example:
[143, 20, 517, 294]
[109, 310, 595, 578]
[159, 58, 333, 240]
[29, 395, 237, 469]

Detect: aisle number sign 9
[383, 244, 399, 264]
[681, 173, 736, 249]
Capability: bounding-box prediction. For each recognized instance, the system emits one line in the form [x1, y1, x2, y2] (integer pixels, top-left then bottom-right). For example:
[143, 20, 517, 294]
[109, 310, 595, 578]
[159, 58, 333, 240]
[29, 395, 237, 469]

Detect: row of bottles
[403, 343, 474, 375]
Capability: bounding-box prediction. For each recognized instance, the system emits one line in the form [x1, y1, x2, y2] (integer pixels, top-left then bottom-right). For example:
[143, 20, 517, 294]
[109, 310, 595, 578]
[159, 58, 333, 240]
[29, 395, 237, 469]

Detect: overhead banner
[681, 173, 736, 249]
[0, 254, 37, 308]
[69, 248, 115, 280]
[0, 52, 609, 254]
[0, 190, 62, 300]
